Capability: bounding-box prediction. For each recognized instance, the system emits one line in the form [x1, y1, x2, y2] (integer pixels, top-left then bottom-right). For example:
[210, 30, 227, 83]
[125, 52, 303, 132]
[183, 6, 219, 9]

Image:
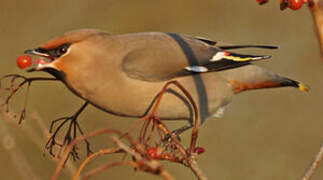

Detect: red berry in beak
[16, 55, 32, 69]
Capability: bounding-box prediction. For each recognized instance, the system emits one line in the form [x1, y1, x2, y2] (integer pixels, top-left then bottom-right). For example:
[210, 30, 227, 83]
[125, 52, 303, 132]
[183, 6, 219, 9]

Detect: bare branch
[302, 144, 323, 180]
[309, 0, 323, 62]
[73, 148, 122, 180]
[0, 74, 58, 123]
[51, 128, 136, 180]
[82, 161, 140, 180]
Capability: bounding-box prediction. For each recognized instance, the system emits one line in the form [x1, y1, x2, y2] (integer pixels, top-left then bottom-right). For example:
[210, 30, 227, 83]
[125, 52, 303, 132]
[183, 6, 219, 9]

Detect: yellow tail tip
[298, 83, 310, 92]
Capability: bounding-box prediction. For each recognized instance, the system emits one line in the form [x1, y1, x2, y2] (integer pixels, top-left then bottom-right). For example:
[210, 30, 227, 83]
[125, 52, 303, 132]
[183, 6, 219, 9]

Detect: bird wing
[121, 32, 276, 82]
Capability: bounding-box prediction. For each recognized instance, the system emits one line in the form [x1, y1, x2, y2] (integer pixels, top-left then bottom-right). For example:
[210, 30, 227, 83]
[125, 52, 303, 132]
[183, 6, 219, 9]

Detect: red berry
[257, 0, 269, 5]
[147, 147, 161, 159]
[16, 55, 32, 69]
[194, 147, 205, 155]
[288, 0, 303, 10]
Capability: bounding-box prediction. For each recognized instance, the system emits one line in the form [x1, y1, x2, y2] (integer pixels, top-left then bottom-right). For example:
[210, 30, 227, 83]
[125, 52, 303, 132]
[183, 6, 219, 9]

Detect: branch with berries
[51, 81, 207, 180]
[0, 69, 207, 180]
[256, 0, 312, 10]
[0, 74, 57, 124]
[256, 1, 323, 179]
[257, 0, 323, 62]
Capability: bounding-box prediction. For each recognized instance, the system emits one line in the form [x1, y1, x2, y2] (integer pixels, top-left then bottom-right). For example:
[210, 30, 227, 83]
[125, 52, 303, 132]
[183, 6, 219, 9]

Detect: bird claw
[45, 118, 92, 160]
[45, 102, 92, 160]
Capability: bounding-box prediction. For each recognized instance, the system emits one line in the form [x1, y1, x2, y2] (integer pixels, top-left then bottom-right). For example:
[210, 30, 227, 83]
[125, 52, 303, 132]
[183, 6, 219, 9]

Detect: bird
[24, 29, 308, 132]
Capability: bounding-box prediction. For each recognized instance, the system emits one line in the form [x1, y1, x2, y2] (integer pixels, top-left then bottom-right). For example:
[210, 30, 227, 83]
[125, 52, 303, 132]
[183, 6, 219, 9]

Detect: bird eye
[60, 46, 67, 54]
[55, 44, 70, 57]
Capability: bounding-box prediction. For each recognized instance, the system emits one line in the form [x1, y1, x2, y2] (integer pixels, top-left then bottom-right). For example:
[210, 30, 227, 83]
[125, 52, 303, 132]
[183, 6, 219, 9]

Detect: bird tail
[280, 78, 309, 92]
[218, 65, 309, 93]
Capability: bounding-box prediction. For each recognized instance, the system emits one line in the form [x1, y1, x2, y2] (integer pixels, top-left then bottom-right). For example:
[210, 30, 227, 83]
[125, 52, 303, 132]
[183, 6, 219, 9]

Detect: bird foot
[45, 115, 92, 160]
[45, 102, 91, 160]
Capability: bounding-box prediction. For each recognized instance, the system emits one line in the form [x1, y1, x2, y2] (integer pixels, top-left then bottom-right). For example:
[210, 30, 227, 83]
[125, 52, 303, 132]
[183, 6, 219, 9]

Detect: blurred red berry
[257, 0, 269, 5]
[288, 0, 303, 10]
[16, 55, 32, 69]
[194, 147, 205, 155]
[147, 147, 161, 159]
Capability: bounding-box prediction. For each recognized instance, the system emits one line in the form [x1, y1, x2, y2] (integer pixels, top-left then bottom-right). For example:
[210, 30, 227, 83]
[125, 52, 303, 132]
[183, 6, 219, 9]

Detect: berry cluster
[257, 0, 312, 10]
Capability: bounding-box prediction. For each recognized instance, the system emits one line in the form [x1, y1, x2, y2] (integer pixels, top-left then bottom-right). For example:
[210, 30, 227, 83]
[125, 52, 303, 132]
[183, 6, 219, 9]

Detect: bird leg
[0, 74, 58, 124]
[45, 101, 92, 160]
[140, 80, 199, 145]
[139, 81, 177, 145]
[162, 124, 193, 142]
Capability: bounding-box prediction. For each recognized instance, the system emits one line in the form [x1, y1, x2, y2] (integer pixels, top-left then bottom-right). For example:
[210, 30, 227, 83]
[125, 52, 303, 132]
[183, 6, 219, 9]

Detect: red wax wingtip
[224, 52, 230, 56]
[16, 55, 32, 69]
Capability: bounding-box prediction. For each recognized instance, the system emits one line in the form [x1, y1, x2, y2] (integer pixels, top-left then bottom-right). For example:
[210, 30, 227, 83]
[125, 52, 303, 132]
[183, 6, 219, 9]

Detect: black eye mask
[36, 43, 71, 58]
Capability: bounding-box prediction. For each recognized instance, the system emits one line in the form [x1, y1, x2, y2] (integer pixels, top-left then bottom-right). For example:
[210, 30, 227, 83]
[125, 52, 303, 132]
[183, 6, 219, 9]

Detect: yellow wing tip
[298, 82, 310, 92]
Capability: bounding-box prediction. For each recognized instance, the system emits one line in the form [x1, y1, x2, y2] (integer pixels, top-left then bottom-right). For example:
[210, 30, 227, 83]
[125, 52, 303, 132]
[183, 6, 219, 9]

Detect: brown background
[0, 0, 322, 180]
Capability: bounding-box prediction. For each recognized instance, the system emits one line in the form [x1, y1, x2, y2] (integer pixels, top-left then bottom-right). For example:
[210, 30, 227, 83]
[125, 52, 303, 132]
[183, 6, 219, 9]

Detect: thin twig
[302, 144, 323, 180]
[30, 110, 78, 178]
[111, 136, 175, 180]
[73, 148, 122, 180]
[165, 81, 200, 154]
[0, 74, 58, 123]
[187, 154, 208, 180]
[82, 161, 140, 180]
[0, 109, 41, 180]
[82, 159, 175, 180]
[300, 1, 323, 179]
[51, 128, 138, 180]
[45, 102, 91, 159]
[310, 0, 323, 62]
[140, 80, 206, 179]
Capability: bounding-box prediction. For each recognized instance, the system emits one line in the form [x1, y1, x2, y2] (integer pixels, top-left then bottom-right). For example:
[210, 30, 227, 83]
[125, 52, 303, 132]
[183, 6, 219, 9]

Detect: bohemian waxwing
[24, 29, 308, 129]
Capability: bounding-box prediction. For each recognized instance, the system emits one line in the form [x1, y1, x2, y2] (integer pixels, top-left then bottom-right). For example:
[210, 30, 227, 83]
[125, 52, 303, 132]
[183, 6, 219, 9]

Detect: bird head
[24, 29, 109, 79]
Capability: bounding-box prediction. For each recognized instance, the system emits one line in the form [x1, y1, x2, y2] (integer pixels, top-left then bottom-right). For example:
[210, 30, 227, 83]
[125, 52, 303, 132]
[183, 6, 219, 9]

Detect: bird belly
[65, 71, 234, 123]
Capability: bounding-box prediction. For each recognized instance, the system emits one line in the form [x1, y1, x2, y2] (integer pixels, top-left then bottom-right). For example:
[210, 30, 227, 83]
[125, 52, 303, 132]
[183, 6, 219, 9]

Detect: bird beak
[24, 48, 55, 72]
[24, 49, 48, 57]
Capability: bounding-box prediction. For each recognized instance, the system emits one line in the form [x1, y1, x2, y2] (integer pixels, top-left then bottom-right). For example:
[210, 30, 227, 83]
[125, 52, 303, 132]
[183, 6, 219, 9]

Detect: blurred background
[0, 0, 322, 179]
